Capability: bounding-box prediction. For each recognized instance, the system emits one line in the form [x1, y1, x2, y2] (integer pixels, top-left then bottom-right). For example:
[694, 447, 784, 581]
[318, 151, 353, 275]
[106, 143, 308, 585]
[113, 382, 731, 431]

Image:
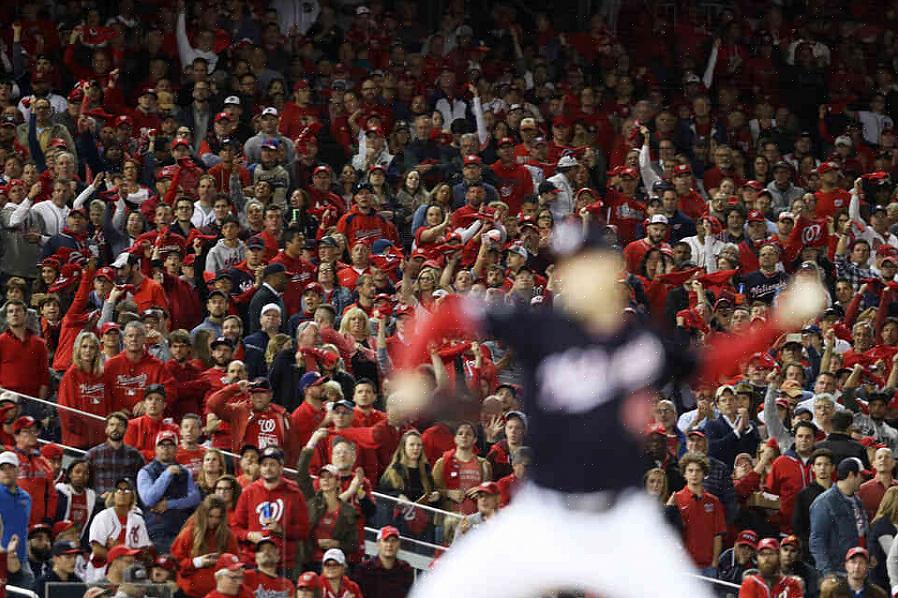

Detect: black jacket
[816, 432, 870, 468]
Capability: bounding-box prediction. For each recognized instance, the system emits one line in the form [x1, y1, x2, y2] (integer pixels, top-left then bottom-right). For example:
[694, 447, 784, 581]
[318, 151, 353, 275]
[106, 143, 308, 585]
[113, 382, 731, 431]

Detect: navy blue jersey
[482, 305, 696, 493]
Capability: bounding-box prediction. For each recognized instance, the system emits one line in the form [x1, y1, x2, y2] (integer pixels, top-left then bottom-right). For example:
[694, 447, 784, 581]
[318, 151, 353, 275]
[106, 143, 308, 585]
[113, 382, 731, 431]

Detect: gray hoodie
[205, 238, 246, 274]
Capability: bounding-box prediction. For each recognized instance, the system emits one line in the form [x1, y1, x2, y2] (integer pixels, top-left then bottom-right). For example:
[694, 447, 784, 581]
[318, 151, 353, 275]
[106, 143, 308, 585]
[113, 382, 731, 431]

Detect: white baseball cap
[261, 303, 282, 315]
[0, 451, 19, 468]
[261, 107, 279, 117]
[224, 96, 241, 105]
[835, 135, 852, 147]
[322, 548, 346, 565]
[649, 214, 669, 226]
[557, 155, 578, 169]
[111, 252, 132, 269]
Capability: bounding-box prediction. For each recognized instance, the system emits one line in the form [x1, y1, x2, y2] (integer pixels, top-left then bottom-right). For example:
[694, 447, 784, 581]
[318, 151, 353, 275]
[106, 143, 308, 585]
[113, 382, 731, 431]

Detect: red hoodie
[206, 384, 294, 456]
[163, 359, 211, 420]
[52, 264, 97, 372]
[104, 351, 177, 413]
[171, 523, 239, 598]
[231, 477, 309, 565]
[336, 207, 399, 247]
[57, 365, 109, 449]
[491, 160, 534, 215]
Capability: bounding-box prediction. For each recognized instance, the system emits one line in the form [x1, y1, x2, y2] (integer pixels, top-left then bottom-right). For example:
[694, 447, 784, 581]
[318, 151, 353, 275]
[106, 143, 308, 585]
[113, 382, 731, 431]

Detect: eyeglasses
[115, 487, 133, 493]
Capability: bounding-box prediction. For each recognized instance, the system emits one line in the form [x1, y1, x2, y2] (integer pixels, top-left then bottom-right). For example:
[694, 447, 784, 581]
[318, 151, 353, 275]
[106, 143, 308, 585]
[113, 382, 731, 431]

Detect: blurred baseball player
[397, 223, 826, 598]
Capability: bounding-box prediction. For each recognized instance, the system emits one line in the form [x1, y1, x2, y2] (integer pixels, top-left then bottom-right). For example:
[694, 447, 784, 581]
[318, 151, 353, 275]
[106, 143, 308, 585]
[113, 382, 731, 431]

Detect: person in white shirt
[545, 155, 577, 221]
[176, 4, 220, 73]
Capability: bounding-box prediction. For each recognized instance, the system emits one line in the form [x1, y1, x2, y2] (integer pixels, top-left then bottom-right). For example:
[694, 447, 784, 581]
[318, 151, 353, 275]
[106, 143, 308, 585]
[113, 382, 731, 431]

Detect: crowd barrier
[4, 387, 755, 592]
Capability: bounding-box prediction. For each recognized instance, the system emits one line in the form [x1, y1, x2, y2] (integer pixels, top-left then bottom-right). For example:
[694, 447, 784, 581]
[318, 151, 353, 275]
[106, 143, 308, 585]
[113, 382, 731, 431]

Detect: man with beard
[27, 524, 53, 579]
[191, 290, 229, 340]
[738, 538, 804, 597]
[84, 412, 145, 497]
[241, 538, 295, 597]
[201, 337, 235, 393]
[110, 252, 169, 313]
[623, 214, 671, 274]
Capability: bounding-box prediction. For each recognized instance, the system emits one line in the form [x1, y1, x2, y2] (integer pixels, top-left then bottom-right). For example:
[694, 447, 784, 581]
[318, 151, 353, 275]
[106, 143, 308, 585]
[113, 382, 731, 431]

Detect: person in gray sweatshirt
[204, 215, 246, 274]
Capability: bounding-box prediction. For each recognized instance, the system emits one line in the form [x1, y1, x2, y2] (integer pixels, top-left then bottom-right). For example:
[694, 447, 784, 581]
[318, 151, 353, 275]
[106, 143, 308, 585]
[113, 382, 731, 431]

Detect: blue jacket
[137, 460, 201, 535]
[809, 485, 869, 575]
[0, 484, 31, 561]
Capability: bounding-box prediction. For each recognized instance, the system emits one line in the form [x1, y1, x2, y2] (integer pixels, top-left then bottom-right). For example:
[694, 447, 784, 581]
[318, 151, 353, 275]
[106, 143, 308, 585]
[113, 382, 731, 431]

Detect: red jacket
[206, 384, 294, 457]
[765, 452, 813, 533]
[336, 207, 399, 247]
[231, 477, 309, 565]
[57, 365, 110, 449]
[104, 351, 177, 414]
[171, 522, 239, 598]
[163, 360, 211, 421]
[52, 264, 96, 372]
[123, 415, 180, 461]
[15, 448, 57, 526]
[319, 575, 363, 598]
[497, 472, 520, 508]
[161, 272, 203, 332]
[738, 574, 804, 597]
[491, 160, 534, 215]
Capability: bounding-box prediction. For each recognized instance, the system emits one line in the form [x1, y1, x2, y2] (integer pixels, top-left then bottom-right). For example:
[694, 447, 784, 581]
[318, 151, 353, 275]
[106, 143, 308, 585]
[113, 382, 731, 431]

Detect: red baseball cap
[13, 416, 36, 433]
[171, 137, 190, 149]
[40, 443, 64, 460]
[756, 538, 780, 553]
[781, 535, 800, 548]
[673, 164, 692, 176]
[48, 138, 69, 149]
[214, 553, 245, 573]
[214, 111, 231, 123]
[735, 530, 759, 549]
[846, 546, 869, 561]
[747, 210, 766, 223]
[114, 115, 133, 128]
[619, 167, 638, 179]
[473, 482, 500, 496]
[99, 322, 121, 336]
[686, 430, 706, 439]
[94, 267, 116, 282]
[463, 154, 482, 165]
[745, 180, 764, 191]
[107, 545, 141, 561]
[155, 430, 178, 446]
[303, 282, 324, 295]
[497, 137, 515, 147]
[293, 80, 310, 91]
[377, 526, 400, 541]
[52, 520, 76, 536]
[296, 571, 319, 589]
[816, 161, 840, 175]
[646, 423, 667, 436]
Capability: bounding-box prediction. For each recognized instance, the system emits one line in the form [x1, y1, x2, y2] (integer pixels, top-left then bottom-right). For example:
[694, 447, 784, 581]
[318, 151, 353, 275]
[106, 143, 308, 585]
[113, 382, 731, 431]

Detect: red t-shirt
[814, 188, 852, 219]
[457, 458, 483, 515]
[176, 446, 207, 479]
[674, 488, 726, 567]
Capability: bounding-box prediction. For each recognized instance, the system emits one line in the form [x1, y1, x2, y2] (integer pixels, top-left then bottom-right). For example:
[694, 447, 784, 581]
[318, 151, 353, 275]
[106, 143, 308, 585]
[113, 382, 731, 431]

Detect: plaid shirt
[835, 253, 873, 291]
[85, 441, 145, 495]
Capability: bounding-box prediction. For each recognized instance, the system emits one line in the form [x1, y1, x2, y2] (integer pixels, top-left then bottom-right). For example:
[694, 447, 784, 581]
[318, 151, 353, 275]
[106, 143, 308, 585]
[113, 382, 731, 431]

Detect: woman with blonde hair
[870, 483, 898, 588]
[58, 331, 110, 449]
[264, 333, 292, 369]
[380, 430, 441, 537]
[170, 495, 238, 598]
[339, 307, 378, 382]
[195, 449, 228, 495]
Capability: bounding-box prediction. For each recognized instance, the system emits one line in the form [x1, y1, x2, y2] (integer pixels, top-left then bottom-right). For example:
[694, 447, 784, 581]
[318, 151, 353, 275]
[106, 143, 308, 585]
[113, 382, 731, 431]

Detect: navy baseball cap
[262, 263, 287, 277]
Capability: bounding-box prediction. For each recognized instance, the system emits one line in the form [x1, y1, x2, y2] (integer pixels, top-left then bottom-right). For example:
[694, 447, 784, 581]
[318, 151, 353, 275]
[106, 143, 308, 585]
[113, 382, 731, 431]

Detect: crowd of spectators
[4, 0, 898, 596]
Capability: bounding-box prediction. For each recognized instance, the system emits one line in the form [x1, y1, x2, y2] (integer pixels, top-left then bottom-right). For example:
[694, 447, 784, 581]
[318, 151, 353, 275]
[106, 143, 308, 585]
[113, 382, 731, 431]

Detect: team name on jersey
[116, 373, 148, 387]
[535, 334, 663, 413]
